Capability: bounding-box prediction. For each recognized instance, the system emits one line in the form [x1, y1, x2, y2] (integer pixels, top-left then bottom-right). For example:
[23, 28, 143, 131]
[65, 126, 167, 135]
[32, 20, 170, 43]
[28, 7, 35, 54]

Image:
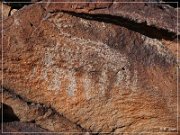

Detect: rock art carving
[0, 0, 179, 134]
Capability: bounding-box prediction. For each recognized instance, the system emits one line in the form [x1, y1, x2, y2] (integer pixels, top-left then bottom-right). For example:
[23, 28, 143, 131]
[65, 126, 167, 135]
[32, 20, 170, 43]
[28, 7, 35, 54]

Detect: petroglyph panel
[28, 34, 139, 100]
[2, 3, 177, 132]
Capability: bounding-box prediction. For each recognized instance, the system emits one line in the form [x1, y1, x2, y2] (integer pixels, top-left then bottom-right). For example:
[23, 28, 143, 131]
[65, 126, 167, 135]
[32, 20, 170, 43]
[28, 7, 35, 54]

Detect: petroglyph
[114, 68, 138, 91]
[20, 14, 138, 99]
[125, 68, 131, 89]
[99, 69, 108, 97]
[131, 69, 138, 91]
[48, 68, 62, 93]
[83, 72, 93, 100]
[44, 49, 54, 68]
[67, 70, 77, 97]
[35, 32, 138, 99]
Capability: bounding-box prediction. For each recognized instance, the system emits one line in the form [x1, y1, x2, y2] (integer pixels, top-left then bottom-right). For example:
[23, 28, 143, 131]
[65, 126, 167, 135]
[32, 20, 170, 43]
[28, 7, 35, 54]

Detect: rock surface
[0, 0, 179, 134]
[0, 2, 11, 20]
[46, 0, 179, 37]
[1, 88, 84, 132]
[0, 2, 18, 21]
[1, 121, 48, 133]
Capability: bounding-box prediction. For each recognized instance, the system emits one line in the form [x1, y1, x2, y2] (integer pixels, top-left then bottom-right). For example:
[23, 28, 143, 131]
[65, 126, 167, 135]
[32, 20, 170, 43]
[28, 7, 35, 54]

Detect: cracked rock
[0, 0, 179, 134]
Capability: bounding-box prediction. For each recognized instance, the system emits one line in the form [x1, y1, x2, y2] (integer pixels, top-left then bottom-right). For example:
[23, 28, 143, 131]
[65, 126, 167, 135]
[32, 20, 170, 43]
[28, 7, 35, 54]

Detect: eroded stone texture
[1, 88, 83, 132]
[45, 0, 179, 36]
[0, 1, 179, 134]
[2, 122, 48, 133]
[0, 2, 11, 20]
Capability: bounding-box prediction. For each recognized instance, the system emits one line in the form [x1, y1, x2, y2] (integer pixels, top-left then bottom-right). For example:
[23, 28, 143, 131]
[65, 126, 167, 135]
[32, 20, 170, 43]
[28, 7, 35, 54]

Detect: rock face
[0, 2, 11, 20]
[0, 0, 179, 134]
[47, 0, 178, 36]
[1, 88, 83, 132]
[0, 2, 18, 20]
[1, 121, 48, 133]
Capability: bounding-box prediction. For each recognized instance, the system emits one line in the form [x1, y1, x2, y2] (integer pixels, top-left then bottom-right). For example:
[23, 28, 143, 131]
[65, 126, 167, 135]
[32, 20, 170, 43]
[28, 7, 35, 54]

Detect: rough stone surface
[0, 2, 18, 21]
[1, 88, 84, 132]
[0, 1, 179, 134]
[1, 121, 48, 133]
[0, 2, 11, 20]
[45, 0, 179, 36]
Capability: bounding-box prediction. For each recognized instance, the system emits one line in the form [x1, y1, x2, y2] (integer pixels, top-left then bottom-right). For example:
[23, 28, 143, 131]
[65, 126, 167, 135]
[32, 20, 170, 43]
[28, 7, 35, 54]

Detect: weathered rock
[0, 1, 179, 134]
[2, 0, 38, 9]
[1, 121, 48, 134]
[0, 2, 11, 20]
[45, 0, 179, 38]
[1, 88, 84, 132]
[0, 103, 19, 123]
[0, 2, 19, 21]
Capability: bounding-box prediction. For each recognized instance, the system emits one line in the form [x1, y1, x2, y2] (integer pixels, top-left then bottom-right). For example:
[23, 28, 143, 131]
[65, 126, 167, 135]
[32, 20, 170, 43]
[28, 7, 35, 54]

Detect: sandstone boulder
[1, 1, 179, 134]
